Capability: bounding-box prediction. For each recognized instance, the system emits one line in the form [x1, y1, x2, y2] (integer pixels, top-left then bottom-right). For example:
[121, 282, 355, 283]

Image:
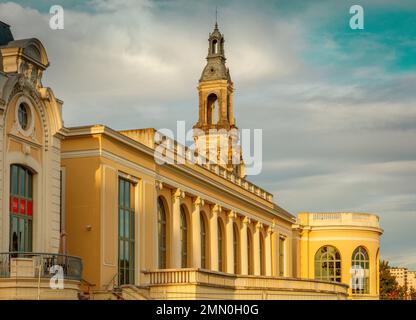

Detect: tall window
[218, 218, 224, 272]
[118, 178, 135, 285]
[247, 230, 253, 275]
[279, 237, 285, 276]
[314, 246, 342, 282]
[9, 165, 33, 252]
[233, 224, 239, 274]
[180, 206, 188, 268]
[351, 246, 370, 294]
[200, 213, 207, 268]
[260, 235, 265, 276]
[157, 197, 167, 269]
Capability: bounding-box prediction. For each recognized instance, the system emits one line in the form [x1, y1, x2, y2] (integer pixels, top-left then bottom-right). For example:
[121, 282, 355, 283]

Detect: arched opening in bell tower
[207, 93, 219, 125]
[212, 39, 218, 54]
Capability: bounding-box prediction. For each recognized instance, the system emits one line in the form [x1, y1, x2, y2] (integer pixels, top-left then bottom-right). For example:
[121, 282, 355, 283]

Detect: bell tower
[193, 22, 245, 178]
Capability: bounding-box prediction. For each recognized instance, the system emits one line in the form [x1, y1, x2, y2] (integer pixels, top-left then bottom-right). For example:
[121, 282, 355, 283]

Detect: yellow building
[0, 21, 382, 300]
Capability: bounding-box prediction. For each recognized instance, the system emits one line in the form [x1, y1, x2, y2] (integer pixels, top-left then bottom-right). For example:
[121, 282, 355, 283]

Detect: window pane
[11, 165, 18, 195]
[27, 220, 32, 252]
[124, 210, 129, 238]
[119, 209, 124, 237]
[125, 182, 130, 208]
[119, 179, 124, 205]
[19, 167, 26, 197]
[10, 216, 18, 252]
[130, 211, 135, 239]
[18, 218, 25, 251]
[27, 172, 32, 198]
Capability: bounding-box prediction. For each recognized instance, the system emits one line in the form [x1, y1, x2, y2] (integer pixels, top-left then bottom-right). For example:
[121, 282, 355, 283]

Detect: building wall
[390, 268, 407, 288]
[62, 127, 297, 290]
[390, 268, 416, 292]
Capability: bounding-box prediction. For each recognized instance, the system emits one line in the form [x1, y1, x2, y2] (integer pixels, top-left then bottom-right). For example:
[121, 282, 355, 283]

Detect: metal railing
[0, 252, 82, 281]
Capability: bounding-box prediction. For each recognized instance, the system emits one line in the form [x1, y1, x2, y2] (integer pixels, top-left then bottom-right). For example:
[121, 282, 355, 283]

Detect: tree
[379, 260, 400, 299]
[409, 287, 416, 300]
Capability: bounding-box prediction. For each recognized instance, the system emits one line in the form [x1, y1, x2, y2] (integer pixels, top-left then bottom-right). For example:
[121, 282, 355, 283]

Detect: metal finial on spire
[215, 6, 218, 29]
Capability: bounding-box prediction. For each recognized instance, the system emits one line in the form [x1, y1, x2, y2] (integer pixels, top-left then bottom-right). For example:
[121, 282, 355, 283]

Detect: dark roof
[0, 21, 14, 46]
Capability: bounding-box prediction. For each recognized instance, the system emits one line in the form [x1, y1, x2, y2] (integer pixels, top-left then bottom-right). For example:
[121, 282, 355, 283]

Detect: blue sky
[0, 0, 415, 269]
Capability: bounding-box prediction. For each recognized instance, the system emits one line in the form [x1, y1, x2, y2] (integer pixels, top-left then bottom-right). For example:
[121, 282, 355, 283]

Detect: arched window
[207, 94, 218, 125]
[180, 206, 188, 268]
[247, 229, 253, 275]
[200, 212, 208, 268]
[314, 246, 341, 282]
[233, 224, 239, 274]
[157, 197, 167, 269]
[260, 234, 265, 276]
[9, 164, 33, 252]
[218, 218, 224, 272]
[351, 246, 370, 294]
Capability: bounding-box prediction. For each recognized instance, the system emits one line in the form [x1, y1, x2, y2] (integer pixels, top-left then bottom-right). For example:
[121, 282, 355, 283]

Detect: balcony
[141, 268, 348, 300]
[0, 252, 82, 300]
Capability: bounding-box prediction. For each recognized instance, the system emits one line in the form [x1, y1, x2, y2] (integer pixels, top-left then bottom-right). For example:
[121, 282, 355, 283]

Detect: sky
[0, 0, 415, 269]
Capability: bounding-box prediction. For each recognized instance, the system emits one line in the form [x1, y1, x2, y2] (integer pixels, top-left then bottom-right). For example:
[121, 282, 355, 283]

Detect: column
[226, 211, 236, 274]
[265, 226, 272, 276]
[209, 204, 221, 271]
[253, 222, 261, 276]
[171, 188, 184, 268]
[191, 197, 204, 268]
[240, 217, 249, 275]
[273, 226, 280, 277]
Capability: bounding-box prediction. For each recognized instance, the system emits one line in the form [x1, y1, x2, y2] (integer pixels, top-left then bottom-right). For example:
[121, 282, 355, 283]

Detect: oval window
[18, 103, 29, 130]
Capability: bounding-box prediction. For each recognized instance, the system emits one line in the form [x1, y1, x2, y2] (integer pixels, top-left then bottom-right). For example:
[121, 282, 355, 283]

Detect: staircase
[119, 285, 151, 300]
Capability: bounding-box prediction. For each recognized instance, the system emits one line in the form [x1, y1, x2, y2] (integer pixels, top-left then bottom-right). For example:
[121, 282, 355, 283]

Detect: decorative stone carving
[227, 211, 237, 224]
[155, 180, 163, 191]
[212, 204, 222, 214]
[194, 196, 205, 208]
[173, 188, 185, 199]
[19, 61, 42, 89]
[242, 216, 251, 225]
[255, 222, 263, 230]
